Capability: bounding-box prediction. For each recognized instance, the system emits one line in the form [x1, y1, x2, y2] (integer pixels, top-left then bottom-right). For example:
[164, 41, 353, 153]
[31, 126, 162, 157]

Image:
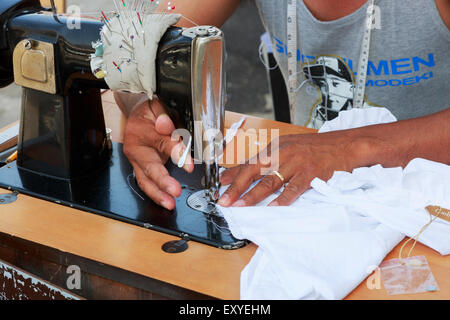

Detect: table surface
[0, 91, 448, 300]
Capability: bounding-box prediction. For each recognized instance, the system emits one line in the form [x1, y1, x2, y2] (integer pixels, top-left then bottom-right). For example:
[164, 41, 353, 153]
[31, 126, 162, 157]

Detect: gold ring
[272, 170, 285, 183]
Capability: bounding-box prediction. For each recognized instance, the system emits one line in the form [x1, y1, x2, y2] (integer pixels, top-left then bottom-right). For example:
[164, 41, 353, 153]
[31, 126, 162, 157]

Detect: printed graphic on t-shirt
[271, 36, 437, 129]
[302, 55, 372, 129]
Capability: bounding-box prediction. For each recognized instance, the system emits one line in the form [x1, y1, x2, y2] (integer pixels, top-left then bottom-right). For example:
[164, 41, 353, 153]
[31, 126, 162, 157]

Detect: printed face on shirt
[303, 55, 371, 128]
[323, 75, 355, 110]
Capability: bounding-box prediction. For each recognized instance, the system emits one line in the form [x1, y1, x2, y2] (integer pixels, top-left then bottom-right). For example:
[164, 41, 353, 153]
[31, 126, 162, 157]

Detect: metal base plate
[187, 190, 218, 215]
[0, 143, 246, 250]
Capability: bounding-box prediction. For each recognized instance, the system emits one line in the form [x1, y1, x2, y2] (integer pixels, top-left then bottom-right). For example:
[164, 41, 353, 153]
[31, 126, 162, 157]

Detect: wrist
[114, 91, 150, 118]
[345, 135, 384, 168]
[343, 125, 411, 169]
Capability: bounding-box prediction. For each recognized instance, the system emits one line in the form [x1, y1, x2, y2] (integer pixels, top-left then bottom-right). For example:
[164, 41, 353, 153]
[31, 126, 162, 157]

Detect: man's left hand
[217, 133, 362, 207]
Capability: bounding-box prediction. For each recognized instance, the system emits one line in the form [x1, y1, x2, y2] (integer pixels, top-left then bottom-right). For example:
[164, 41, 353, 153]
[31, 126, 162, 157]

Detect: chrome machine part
[186, 189, 218, 215]
[190, 26, 226, 203]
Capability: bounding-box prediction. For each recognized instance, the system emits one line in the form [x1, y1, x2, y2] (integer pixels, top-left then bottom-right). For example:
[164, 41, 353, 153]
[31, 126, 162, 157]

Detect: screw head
[24, 40, 32, 50]
[195, 27, 208, 36]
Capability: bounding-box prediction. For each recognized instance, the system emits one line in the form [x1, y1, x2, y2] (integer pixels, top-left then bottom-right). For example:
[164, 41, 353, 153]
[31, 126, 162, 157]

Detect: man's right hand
[123, 98, 194, 210]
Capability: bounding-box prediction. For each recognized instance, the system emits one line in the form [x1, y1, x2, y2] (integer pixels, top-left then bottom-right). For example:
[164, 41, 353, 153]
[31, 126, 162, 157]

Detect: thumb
[155, 114, 175, 136]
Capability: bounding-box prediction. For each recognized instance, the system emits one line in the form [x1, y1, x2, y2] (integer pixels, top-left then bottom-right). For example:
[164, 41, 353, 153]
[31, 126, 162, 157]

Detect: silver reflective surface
[191, 27, 226, 202]
[187, 189, 218, 215]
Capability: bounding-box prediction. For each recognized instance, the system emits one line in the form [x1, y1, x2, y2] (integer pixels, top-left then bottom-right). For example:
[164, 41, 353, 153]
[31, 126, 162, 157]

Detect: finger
[268, 173, 310, 206]
[170, 140, 194, 173]
[220, 153, 260, 185]
[138, 129, 181, 163]
[133, 163, 176, 210]
[128, 147, 182, 197]
[217, 165, 261, 207]
[236, 168, 290, 207]
[155, 113, 176, 136]
[127, 126, 193, 174]
[149, 98, 168, 117]
[219, 165, 241, 186]
[141, 161, 182, 198]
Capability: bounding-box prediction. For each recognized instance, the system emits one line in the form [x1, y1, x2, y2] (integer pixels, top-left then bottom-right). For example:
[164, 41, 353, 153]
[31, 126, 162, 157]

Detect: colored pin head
[112, 61, 122, 72]
[101, 11, 109, 23]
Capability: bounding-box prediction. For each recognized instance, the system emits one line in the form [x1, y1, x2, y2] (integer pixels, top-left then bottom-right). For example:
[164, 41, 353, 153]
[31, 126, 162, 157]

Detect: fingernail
[233, 199, 246, 207]
[217, 194, 229, 206]
[183, 159, 193, 172]
[268, 201, 278, 207]
[162, 199, 173, 210]
[165, 185, 178, 197]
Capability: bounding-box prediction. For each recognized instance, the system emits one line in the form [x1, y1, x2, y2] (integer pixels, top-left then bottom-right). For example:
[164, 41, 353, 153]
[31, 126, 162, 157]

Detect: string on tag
[398, 206, 443, 264]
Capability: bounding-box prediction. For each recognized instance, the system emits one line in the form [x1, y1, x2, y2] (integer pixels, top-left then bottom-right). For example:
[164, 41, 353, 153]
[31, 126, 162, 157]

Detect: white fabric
[318, 107, 397, 133]
[218, 107, 450, 300]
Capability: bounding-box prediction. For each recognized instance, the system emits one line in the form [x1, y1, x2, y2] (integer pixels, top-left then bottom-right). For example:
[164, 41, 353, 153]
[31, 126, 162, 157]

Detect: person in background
[115, 0, 450, 210]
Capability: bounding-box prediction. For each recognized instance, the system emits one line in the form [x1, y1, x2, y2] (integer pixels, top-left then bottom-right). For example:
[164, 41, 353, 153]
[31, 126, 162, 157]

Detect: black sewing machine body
[0, 0, 244, 249]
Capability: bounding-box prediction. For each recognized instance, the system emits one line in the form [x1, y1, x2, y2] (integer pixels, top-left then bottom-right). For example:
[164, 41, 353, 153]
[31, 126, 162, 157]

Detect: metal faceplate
[189, 26, 226, 201]
[189, 26, 225, 162]
[13, 39, 56, 94]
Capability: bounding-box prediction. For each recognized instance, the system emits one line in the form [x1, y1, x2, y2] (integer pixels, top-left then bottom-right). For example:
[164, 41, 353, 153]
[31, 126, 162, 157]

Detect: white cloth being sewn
[218, 107, 450, 300]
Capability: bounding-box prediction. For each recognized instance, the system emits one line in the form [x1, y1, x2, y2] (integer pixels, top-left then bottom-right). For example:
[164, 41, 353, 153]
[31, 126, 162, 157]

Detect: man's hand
[218, 133, 358, 207]
[218, 107, 450, 207]
[123, 99, 193, 210]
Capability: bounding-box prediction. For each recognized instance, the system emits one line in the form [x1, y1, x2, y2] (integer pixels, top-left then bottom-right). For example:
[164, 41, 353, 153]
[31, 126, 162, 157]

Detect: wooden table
[0, 91, 448, 300]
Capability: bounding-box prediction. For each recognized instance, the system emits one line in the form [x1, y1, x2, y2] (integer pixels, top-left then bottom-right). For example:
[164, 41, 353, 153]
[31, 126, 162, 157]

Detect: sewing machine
[0, 0, 245, 250]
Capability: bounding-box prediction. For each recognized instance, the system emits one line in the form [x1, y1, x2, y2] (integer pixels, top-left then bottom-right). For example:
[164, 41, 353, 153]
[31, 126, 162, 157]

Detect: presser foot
[186, 189, 219, 215]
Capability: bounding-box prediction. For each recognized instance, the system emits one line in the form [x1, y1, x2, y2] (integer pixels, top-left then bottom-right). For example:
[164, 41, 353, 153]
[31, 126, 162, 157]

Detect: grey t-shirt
[255, 0, 450, 128]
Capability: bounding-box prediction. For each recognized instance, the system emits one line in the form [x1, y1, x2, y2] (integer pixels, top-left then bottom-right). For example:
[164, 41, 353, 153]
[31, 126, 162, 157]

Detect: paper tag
[380, 256, 439, 295]
[426, 205, 450, 223]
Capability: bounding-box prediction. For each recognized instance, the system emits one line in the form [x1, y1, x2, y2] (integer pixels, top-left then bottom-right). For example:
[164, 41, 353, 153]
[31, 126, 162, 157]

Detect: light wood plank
[0, 121, 19, 153]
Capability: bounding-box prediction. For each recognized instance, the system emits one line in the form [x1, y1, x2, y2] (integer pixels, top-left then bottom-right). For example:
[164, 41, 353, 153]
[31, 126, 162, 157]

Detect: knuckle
[143, 163, 152, 178]
[137, 178, 162, 204]
[225, 184, 237, 195]
[156, 137, 168, 154]
[143, 162, 159, 180]
[123, 142, 137, 159]
[225, 183, 241, 197]
[136, 177, 149, 193]
[123, 144, 131, 157]
[285, 183, 300, 195]
[277, 194, 289, 204]
[277, 183, 303, 205]
[260, 176, 276, 190]
[125, 121, 142, 136]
